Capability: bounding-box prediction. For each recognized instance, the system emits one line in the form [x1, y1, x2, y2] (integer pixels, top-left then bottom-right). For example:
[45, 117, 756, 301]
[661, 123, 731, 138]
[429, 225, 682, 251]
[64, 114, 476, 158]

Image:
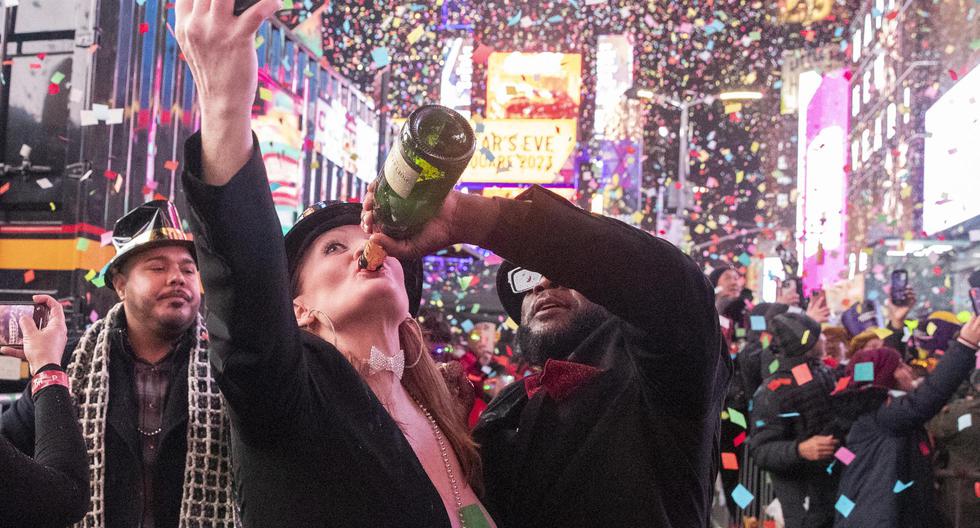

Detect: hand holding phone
[0, 295, 66, 374]
[890, 269, 910, 306]
[970, 287, 980, 316]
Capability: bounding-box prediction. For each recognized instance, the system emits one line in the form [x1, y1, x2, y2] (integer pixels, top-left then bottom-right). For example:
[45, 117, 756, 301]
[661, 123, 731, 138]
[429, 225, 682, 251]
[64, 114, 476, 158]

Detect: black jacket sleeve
[0, 384, 89, 528]
[0, 344, 75, 455]
[483, 186, 727, 412]
[874, 340, 976, 433]
[748, 385, 803, 474]
[181, 132, 309, 440]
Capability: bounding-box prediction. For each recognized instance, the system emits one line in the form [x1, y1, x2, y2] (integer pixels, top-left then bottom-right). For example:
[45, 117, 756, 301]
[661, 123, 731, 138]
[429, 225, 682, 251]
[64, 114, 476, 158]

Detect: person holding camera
[1, 200, 236, 528]
[0, 295, 89, 528]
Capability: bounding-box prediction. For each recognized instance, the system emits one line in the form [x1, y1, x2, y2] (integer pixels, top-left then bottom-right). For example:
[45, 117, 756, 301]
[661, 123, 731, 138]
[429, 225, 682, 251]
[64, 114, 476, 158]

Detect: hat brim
[284, 202, 423, 317]
[495, 260, 528, 324]
[103, 239, 198, 289]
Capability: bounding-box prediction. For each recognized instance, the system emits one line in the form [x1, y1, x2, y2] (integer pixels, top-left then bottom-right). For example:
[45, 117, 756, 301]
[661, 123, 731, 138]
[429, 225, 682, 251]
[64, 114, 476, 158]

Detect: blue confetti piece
[750, 315, 766, 331]
[835, 495, 855, 517]
[778, 412, 801, 418]
[731, 484, 754, 509]
[507, 10, 522, 26]
[371, 47, 390, 67]
[893, 480, 914, 493]
[755, 420, 765, 428]
[547, 15, 563, 23]
[826, 460, 836, 474]
[854, 362, 875, 382]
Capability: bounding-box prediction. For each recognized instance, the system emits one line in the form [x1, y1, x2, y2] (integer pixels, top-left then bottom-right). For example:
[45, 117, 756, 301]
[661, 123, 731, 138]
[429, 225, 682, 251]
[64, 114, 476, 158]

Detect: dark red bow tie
[524, 359, 601, 401]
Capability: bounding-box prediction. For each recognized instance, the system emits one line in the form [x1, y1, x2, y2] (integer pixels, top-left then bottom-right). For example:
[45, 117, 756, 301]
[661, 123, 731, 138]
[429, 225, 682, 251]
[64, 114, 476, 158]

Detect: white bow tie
[368, 346, 405, 380]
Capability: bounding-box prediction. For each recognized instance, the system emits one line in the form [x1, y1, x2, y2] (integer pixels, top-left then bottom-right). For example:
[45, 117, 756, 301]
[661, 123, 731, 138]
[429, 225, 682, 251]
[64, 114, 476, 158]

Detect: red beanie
[848, 347, 903, 390]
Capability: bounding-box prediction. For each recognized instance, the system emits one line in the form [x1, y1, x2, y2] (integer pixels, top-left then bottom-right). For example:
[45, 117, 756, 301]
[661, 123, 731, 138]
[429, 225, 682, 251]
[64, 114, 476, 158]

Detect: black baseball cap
[284, 200, 423, 317]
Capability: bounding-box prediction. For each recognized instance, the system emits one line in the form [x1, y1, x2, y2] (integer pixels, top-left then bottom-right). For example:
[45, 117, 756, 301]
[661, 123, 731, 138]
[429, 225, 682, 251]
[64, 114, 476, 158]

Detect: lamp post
[631, 89, 763, 243]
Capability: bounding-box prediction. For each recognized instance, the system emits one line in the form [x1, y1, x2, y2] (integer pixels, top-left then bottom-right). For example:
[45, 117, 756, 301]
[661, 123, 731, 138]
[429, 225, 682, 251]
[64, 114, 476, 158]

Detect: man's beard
[516, 304, 609, 367]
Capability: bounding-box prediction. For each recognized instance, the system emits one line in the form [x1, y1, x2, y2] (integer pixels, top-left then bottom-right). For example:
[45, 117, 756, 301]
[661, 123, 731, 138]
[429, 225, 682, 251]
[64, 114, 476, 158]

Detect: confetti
[893, 480, 914, 493]
[853, 362, 874, 382]
[721, 452, 739, 470]
[791, 363, 812, 385]
[728, 407, 746, 429]
[834, 447, 856, 465]
[835, 495, 855, 517]
[731, 485, 754, 509]
[958, 414, 972, 431]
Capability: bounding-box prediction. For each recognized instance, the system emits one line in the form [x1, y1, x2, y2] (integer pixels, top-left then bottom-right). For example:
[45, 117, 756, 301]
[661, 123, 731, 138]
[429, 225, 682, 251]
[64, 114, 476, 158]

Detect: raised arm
[0, 295, 88, 527]
[366, 185, 726, 412]
[875, 316, 979, 433]
[175, 0, 304, 438]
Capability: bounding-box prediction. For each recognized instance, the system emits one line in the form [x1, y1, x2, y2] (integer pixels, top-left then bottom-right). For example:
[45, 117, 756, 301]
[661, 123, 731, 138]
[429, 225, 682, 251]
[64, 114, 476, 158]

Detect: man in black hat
[1, 200, 236, 528]
[357, 180, 731, 526]
[748, 312, 839, 528]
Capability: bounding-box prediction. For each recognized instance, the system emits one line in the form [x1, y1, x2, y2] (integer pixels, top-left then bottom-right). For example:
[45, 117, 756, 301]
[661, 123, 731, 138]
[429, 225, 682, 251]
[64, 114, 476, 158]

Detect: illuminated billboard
[486, 52, 581, 119]
[253, 72, 304, 227]
[462, 119, 577, 185]
[797, 69, 850, 292]
[923, 63, 980, 235]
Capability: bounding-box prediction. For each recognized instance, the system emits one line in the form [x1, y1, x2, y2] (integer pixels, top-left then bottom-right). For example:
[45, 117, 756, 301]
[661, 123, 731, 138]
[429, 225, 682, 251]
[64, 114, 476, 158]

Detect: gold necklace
[412, 396, 466, 528]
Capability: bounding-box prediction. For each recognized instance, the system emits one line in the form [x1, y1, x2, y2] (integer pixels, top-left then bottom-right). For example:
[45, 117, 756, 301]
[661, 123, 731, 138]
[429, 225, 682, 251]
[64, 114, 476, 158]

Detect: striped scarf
[67, 303, 237, 527]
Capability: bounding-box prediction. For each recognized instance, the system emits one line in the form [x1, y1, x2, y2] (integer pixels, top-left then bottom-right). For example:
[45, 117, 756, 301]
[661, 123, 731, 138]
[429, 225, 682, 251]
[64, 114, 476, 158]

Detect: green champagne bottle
[360, 105, 476, 270]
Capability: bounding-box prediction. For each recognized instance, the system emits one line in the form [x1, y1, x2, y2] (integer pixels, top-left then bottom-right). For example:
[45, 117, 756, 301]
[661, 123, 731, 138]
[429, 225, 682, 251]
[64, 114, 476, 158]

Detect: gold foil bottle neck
[358, 239, 387, 271]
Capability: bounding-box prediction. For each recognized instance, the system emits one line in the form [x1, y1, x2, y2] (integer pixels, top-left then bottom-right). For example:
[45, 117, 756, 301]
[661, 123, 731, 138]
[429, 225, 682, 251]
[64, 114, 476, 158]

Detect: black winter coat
[473, 186, 731, 528]
[181, 133, 452, 528]
[749, 355, 839, 528]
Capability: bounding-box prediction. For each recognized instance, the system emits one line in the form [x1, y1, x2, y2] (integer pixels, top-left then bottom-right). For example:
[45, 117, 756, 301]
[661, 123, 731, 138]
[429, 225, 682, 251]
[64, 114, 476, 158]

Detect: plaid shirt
[126, 333, 187, 528]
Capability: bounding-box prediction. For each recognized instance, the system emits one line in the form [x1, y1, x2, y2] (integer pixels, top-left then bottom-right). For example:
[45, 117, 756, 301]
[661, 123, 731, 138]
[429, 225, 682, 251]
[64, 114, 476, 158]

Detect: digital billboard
[461, 119, 577, 186]
[253, 71, 304, 227]
[797, 69, 850, 292]
[485, 52, 581, 119]
[923, 63, 980, 235]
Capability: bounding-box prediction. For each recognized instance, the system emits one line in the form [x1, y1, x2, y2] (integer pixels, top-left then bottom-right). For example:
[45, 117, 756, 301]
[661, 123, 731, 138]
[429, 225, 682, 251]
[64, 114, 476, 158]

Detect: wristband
[31, 370, 70, 398]
[956, 336, 979, 351]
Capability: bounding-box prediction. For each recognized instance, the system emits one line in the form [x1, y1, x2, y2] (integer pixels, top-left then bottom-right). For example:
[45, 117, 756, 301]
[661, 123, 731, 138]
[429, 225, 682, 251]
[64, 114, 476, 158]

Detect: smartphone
[0, 302, 50, 349]
[234, 0, 261, 15]
[970, 287, 980, 316]
[890, 269, 909, 306]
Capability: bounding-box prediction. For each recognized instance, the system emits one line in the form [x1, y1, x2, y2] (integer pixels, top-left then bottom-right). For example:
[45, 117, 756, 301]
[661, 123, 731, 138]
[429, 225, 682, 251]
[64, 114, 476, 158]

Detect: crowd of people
[709, 263, 980, 528]
[0, 2, 977, 528]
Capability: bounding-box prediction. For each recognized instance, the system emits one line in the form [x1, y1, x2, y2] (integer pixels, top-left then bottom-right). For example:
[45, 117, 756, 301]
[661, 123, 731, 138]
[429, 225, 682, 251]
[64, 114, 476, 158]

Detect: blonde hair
[398, 319, 483, 494]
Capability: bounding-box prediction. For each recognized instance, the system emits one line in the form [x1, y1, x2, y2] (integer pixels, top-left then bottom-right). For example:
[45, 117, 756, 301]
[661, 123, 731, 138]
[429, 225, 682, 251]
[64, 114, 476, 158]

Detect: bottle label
[384, 149, 421, 199]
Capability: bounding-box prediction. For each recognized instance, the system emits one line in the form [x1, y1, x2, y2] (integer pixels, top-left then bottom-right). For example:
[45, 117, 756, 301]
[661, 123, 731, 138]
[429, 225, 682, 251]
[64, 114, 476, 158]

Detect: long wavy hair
[397, 317, 483, 494]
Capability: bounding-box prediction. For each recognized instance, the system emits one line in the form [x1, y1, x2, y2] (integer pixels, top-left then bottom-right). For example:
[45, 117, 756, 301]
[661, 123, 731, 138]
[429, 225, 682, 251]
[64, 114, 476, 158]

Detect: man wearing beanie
[749, 313, 840, 528]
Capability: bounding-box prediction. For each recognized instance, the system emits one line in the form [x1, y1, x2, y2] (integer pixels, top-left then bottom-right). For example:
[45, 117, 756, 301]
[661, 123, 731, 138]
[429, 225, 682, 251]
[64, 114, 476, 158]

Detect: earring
[404, 317, 424, 370]
[297, 303, 339, 349]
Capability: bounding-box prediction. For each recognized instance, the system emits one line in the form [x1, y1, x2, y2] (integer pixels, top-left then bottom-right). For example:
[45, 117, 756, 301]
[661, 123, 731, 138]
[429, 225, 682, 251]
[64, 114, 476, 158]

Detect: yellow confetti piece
[872, 328, 894, 340]
[259, 87, 273, 101]
[801, 329, 811, 344]
[254, 35, 265, 49]
[407, 25, 425, 44]
[926, 322, 938, 336]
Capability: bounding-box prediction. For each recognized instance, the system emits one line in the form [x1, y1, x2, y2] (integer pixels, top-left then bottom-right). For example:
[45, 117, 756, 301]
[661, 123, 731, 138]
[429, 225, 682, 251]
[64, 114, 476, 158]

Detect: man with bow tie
[364, 184, 732, 527]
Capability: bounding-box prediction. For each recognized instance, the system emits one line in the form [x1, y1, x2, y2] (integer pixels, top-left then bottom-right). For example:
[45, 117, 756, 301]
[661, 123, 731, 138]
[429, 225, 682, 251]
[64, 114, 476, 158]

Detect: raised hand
[0, 295, 67, 375]
[174, 0, 281, 185]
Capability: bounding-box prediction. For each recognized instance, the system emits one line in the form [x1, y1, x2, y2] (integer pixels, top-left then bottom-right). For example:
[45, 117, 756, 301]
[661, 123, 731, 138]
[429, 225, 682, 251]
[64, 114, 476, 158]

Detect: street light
[630, 88, 763, 242]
